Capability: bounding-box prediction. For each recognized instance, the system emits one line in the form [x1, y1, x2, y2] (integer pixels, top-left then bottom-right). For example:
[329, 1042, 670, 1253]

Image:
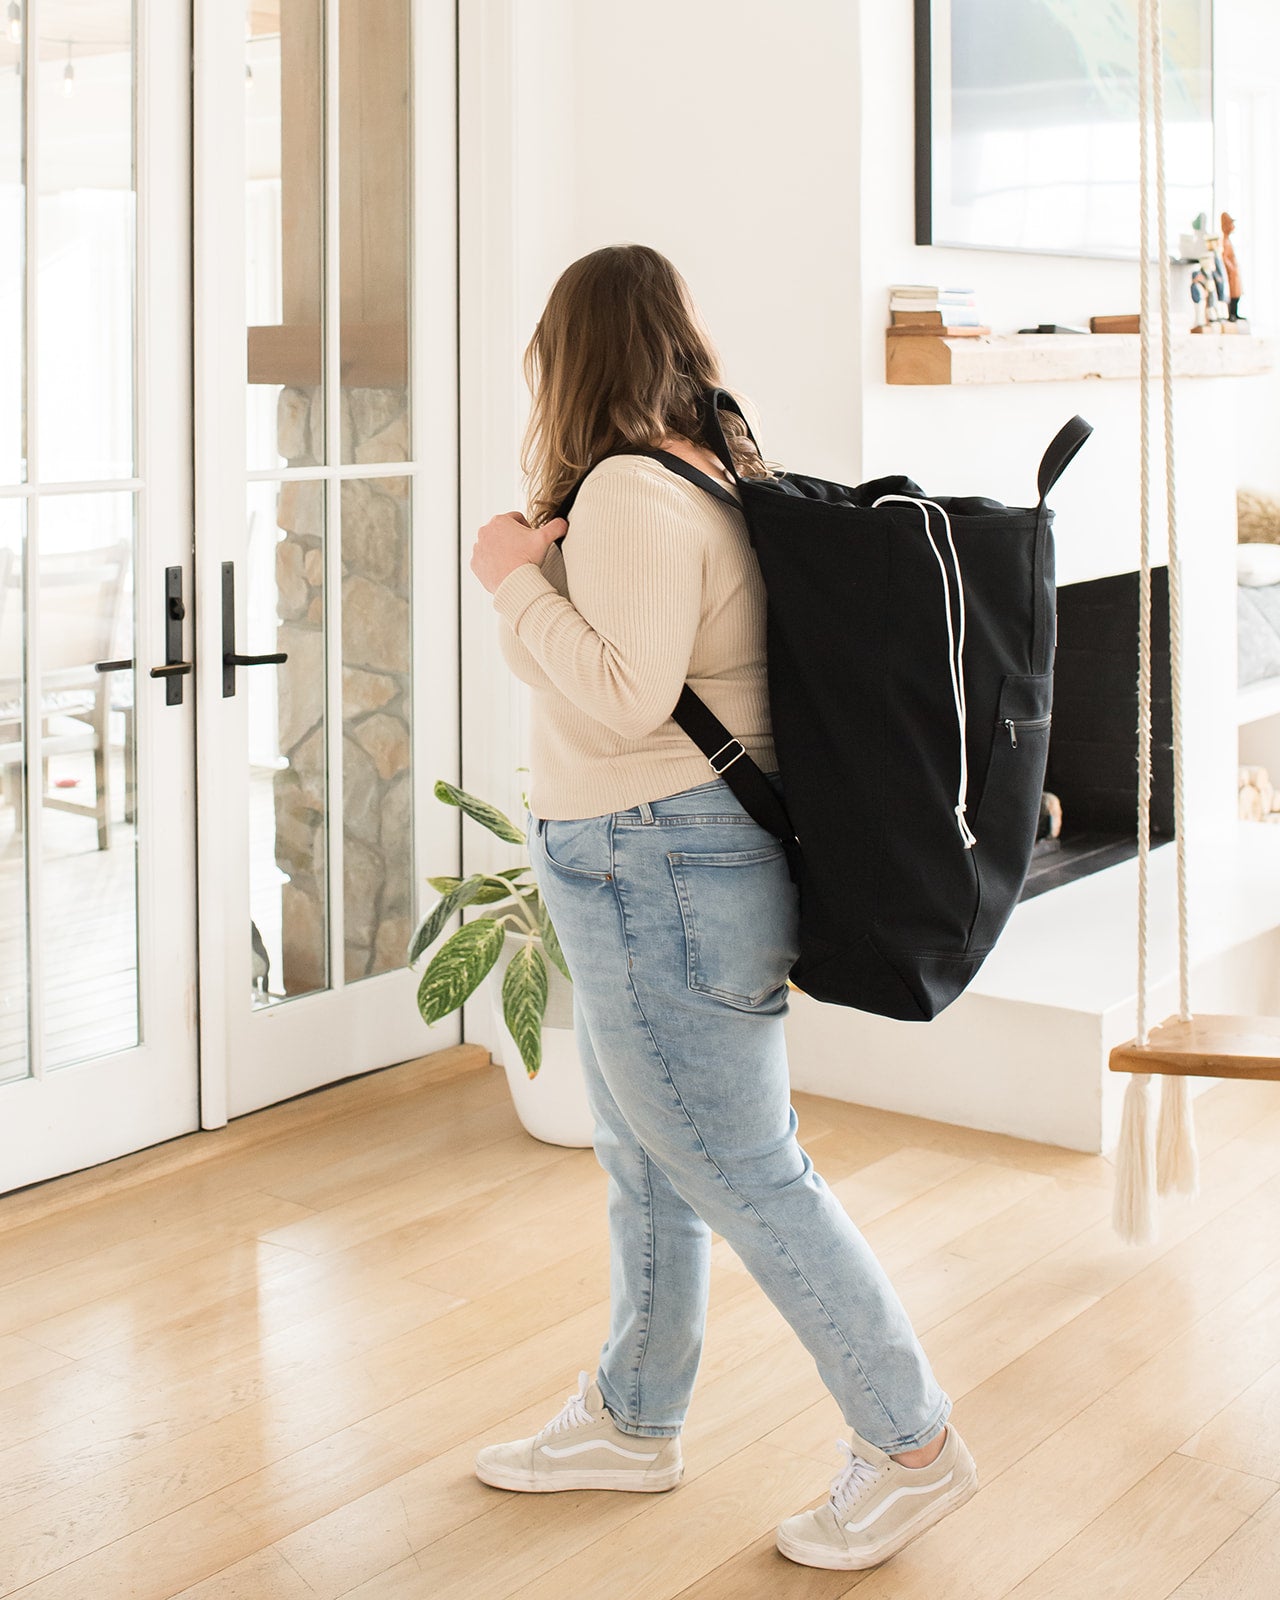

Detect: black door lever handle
[221, 562, 289, 697]
[224, 651, 288, 668]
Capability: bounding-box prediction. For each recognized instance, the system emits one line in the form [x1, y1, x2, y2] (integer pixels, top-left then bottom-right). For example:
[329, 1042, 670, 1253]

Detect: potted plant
[407, 778, 595, 1148]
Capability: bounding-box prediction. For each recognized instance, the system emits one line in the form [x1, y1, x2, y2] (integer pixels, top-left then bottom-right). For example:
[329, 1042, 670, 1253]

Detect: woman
[468, 244, 977, 1572]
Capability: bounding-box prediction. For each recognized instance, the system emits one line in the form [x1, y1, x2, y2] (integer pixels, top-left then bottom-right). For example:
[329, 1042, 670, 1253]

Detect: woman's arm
[490, 459, 706, 739]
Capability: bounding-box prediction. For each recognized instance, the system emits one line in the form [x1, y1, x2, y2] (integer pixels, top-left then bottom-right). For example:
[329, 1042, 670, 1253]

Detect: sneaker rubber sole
[474, 1458, 684, 1493]
[775, 1462, 979, 1569]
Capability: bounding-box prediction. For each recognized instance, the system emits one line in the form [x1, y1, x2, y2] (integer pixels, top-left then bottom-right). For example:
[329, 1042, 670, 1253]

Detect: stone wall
[272, 384, 413, 993]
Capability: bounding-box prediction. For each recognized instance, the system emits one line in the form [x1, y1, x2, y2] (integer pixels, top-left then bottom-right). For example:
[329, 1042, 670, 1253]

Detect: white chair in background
[0, 542, 132, 851]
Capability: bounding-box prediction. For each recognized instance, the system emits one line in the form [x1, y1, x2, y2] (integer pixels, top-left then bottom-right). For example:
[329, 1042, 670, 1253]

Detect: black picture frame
[914, 0, 1215, 261]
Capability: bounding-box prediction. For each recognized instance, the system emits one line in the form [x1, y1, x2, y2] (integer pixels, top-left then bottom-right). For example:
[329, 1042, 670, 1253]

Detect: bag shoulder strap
[1037, 415, 1093, 505]
[544, 425, 802, 882]
[551, 444, 742, 540]
[671, 686, 804, 885]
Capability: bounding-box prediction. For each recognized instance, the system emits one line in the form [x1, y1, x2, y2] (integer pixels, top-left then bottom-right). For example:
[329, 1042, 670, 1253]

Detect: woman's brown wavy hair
[521, 244, 781, 528]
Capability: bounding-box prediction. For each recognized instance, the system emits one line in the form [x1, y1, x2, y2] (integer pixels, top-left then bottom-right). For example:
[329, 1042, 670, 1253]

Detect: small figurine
[1203, 230, 1229, 310]
[1221, 211, 1244, 320]
[1189, 257, 1226, 330]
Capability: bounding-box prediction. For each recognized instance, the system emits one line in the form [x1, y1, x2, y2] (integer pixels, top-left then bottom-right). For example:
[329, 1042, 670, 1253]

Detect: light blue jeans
[526, 770, 952, 1456]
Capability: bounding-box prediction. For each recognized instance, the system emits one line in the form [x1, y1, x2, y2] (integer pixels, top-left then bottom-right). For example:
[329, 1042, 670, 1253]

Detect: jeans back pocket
[667, 843, 800, 1010]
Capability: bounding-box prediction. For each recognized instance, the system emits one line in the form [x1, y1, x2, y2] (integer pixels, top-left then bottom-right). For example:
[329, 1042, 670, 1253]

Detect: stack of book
[888, 285, 990, 338]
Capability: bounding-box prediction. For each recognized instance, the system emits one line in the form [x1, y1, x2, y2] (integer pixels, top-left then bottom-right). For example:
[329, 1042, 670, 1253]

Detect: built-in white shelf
[1237, 675, 1280, 726]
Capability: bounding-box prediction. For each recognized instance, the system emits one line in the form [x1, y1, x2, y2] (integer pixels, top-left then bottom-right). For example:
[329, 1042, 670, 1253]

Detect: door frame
[192, 0, 460, 1128]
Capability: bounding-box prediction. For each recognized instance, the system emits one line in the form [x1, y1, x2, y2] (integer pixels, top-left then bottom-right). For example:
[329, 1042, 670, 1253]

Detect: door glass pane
[246, 0, 324, 471]
[339, 0, 409, 467]
[37, 3, 135, 484]
[341, 475, 411, 980]
[39, 492, 138, 1068]
[248, 477, 328, 1004]
[0, 23, 23, 486]
[0, 501, 27, 1080]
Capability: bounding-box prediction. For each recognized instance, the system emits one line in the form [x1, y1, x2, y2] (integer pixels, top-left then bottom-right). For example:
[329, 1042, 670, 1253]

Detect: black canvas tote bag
[550, 391, 1092, 1022]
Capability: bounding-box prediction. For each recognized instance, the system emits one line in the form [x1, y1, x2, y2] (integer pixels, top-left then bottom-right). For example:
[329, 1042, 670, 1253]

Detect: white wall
[551, 0, 864, 481]
[458, 0, 866, 1055]
[460, 0, 1280, 1070]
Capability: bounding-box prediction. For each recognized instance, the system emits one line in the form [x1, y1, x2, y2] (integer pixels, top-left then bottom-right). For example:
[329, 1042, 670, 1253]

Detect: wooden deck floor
[0, 1046, 1277, 1597]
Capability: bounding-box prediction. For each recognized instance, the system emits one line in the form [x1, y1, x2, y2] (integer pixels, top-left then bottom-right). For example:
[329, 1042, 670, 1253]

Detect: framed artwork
[914, 0, 1214, 260]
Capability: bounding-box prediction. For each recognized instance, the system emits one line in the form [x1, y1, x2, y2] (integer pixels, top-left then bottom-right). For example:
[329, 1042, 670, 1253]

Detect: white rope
[1152, 0, 1191, 1022]
[1135, 0, 1153, 1049]
[872, 494, 977, 848]
[1149, 0, 1199, 1202]
[1114, 0, 1200, 1249]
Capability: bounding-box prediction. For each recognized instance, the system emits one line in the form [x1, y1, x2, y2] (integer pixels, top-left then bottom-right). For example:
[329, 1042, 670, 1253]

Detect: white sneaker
[776, 1423, 978, 1569]
[474, 1370, 684, 1493]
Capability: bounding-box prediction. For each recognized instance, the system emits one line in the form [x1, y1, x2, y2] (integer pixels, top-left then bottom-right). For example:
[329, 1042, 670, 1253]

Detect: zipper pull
[1004, 718, 1018, 749]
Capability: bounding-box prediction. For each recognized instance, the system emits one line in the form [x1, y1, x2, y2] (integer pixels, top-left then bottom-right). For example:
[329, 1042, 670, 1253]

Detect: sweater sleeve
[496, 612, 556, 688]
[490, 459, 706, 740]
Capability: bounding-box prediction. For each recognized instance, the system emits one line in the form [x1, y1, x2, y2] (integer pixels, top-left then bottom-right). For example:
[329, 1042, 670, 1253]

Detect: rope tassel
[1113, 1072, 1158, 1246]
[1155, 1072, 1200, 1197]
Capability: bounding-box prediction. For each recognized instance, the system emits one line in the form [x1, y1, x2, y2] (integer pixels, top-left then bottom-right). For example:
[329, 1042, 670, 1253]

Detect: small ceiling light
[6, 3, 20, 44]
[61, 40, 74, 96]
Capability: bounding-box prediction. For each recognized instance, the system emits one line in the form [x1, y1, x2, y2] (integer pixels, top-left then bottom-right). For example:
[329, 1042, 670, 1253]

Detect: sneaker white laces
[541, 1370, 594, 1436]
[829, 1438, 885, 1515]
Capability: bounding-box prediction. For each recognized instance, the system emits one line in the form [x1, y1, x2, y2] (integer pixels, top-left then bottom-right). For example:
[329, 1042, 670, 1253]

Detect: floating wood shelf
[886, 331, 1278, 386]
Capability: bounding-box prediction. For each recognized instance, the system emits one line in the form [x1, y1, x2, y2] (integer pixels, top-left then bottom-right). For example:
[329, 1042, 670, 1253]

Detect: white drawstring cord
[873, 494, 977, 849]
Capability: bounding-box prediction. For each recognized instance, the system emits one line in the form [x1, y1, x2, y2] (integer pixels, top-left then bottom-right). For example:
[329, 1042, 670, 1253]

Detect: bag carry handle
[701, 387, 764, 481]
[1037, 414, 1094, 506]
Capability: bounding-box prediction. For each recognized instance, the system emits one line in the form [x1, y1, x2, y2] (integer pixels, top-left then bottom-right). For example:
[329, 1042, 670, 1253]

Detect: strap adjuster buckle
[708, 738, 746, 774]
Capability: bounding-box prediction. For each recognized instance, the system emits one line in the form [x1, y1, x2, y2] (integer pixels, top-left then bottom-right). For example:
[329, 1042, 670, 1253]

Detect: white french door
[0, 0, 459, 1191]
[194, 0, 460, 1121]
[0, 1, 199, 1191]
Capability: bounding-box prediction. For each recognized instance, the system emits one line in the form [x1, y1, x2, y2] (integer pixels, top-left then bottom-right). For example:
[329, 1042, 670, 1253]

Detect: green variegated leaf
[424, 875, 513, 905]
[537, 898, 572, 983]
[407, 873, 490, 965]
[425, 870, 518, 896]
[415, 917, 506, 1025]
[502, 941, 548, 1078]
[433, 779, 525, 844]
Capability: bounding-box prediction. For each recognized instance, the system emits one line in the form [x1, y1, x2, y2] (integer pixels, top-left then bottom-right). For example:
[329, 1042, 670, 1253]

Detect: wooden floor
[1, 1047, 1279, 1598]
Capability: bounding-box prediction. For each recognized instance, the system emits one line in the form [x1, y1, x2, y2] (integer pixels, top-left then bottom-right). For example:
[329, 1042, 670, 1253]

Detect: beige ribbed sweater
[492, 452, 777, 820]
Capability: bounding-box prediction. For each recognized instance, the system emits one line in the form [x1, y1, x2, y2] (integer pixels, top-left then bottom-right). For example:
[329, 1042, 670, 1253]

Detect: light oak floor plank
[1, 1056, 1278, 1600]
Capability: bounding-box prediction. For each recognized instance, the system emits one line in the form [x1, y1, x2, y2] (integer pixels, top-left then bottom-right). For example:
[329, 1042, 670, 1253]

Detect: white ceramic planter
[488, 931, 595, 1148]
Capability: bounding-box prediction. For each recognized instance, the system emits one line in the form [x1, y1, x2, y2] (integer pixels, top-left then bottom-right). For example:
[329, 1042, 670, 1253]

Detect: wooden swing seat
[1109, 1014, 1280, 1081]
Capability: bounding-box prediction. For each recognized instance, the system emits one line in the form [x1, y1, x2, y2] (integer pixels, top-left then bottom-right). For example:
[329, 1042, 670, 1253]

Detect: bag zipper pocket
[1001, 713, 1051, 749]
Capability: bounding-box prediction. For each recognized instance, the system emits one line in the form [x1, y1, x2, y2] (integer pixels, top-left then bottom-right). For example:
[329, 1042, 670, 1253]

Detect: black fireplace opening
[1020, 566, 1174, 900]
